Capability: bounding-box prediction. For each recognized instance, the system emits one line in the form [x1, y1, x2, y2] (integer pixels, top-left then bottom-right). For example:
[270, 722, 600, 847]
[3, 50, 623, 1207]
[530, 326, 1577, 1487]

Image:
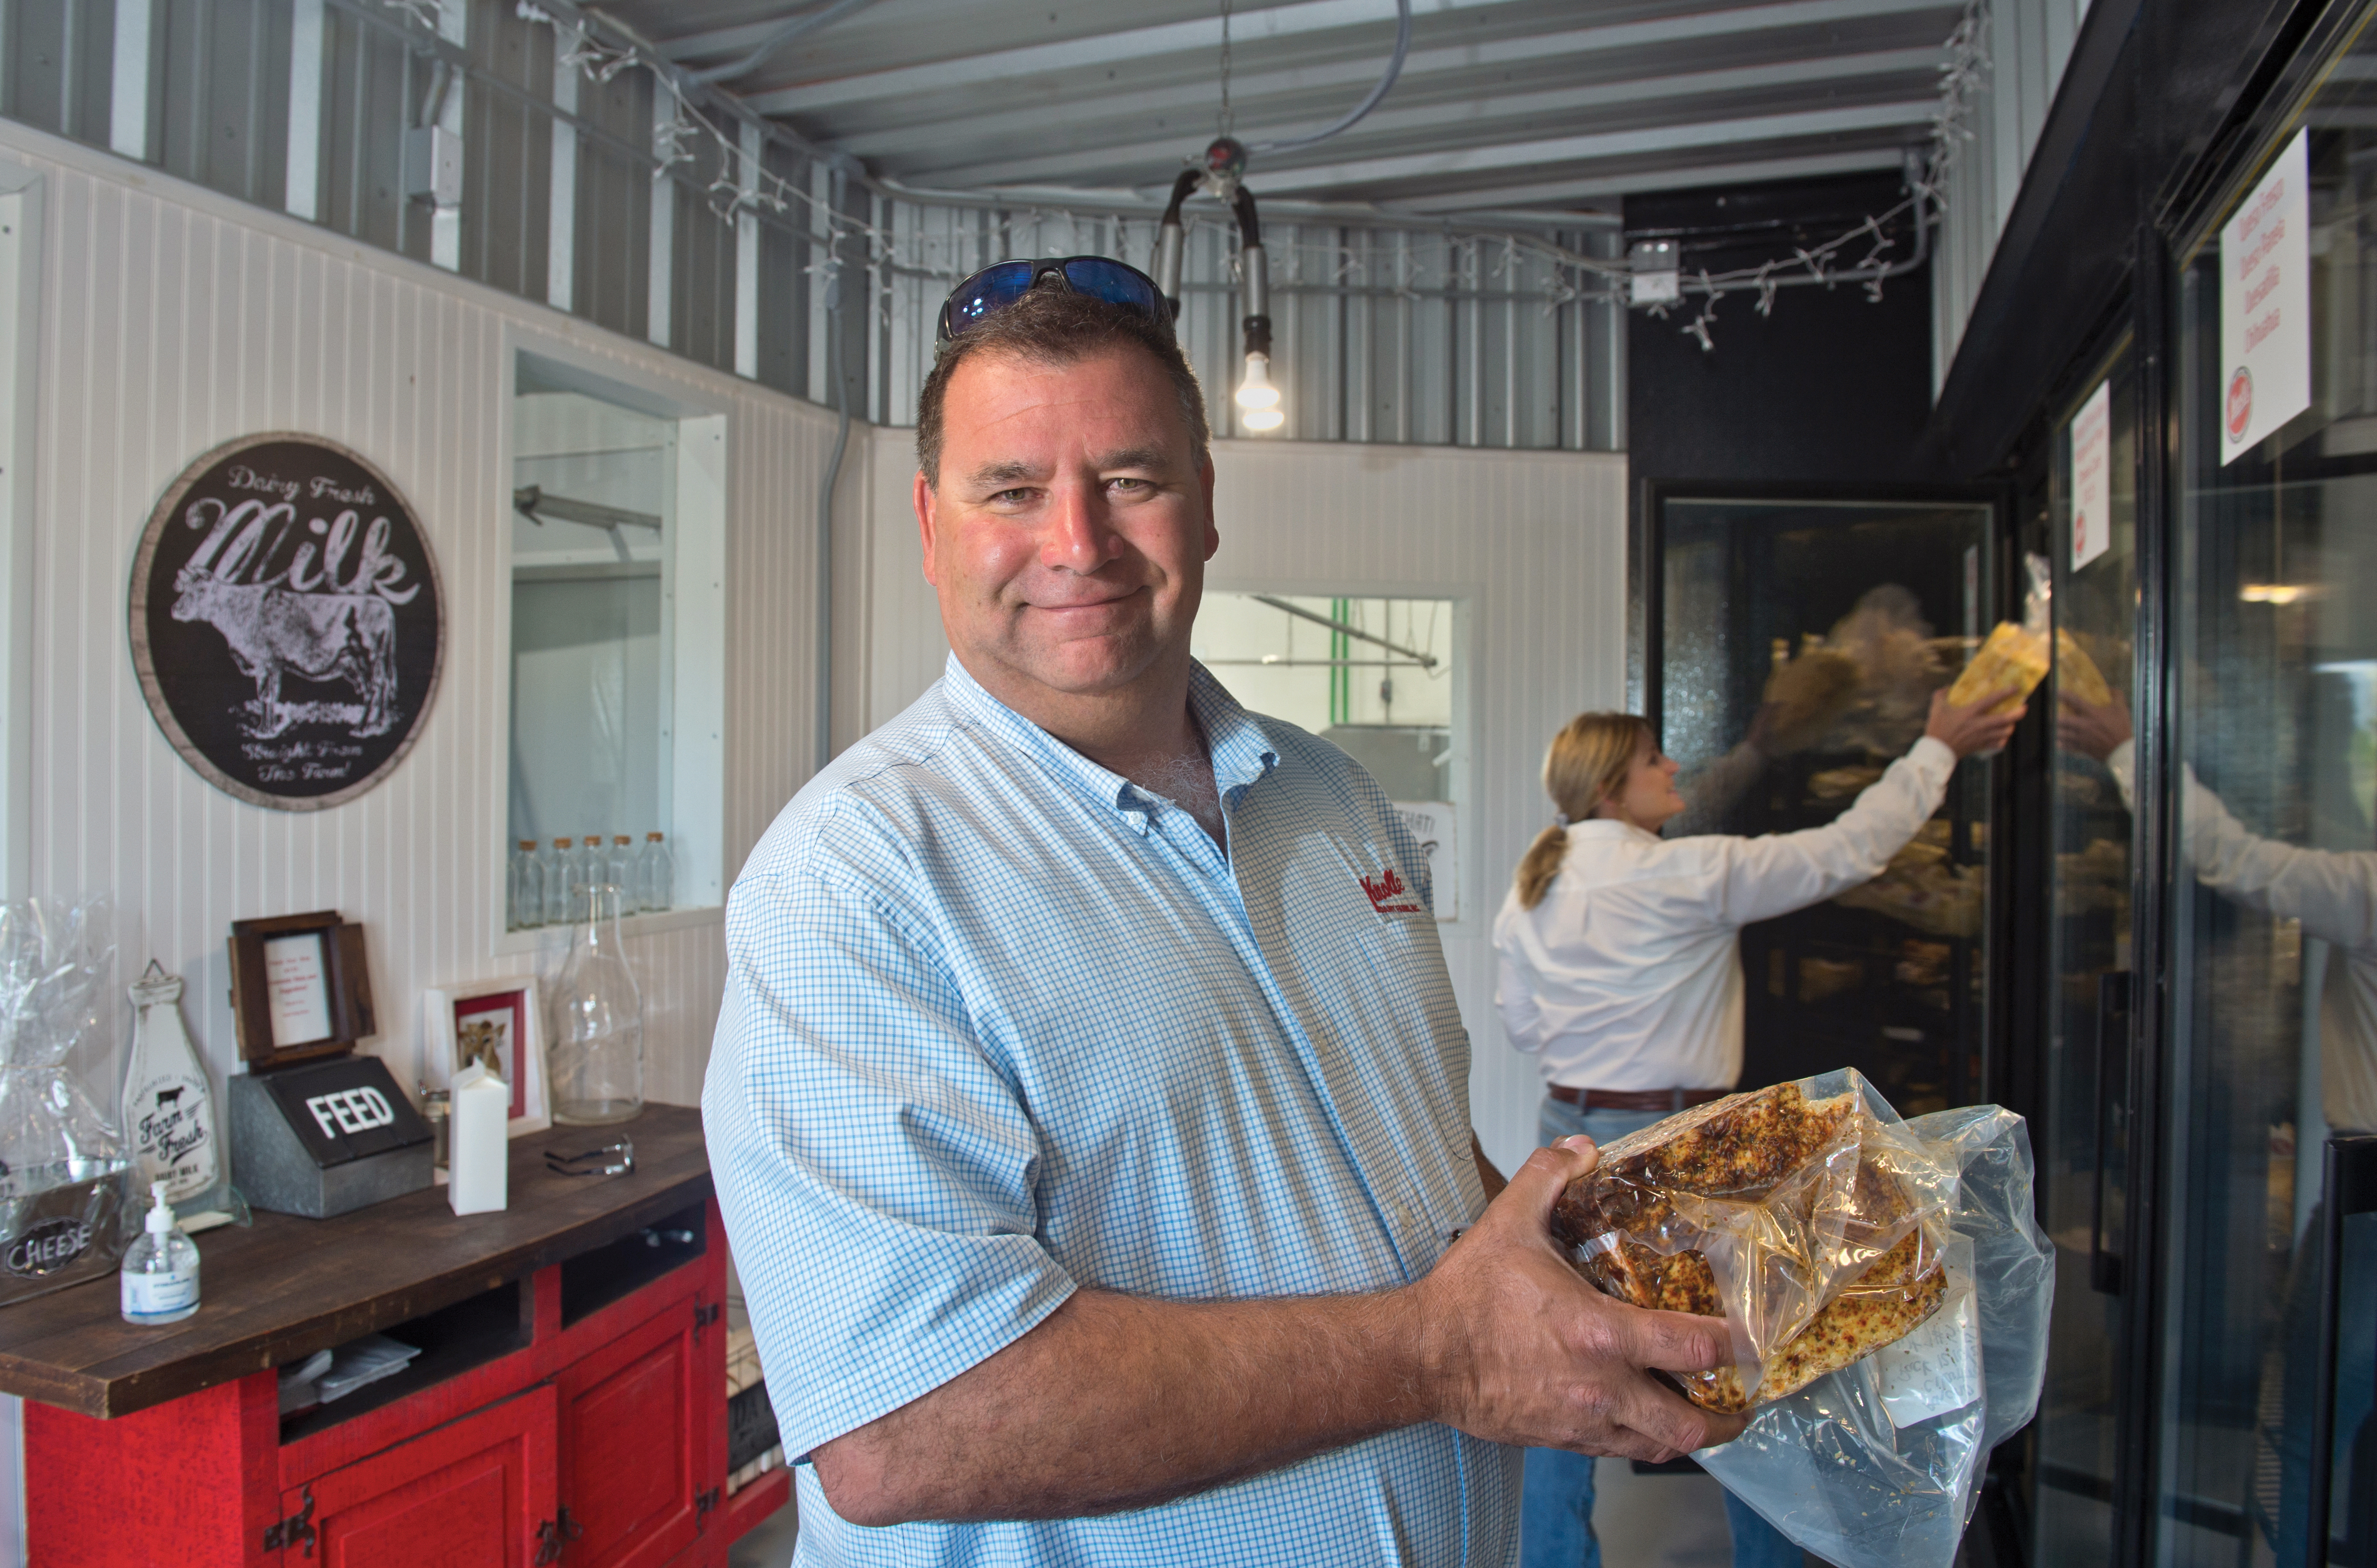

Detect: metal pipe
[815, 164, 852, 775]
[1153, 169, 1199, 318]
[1249, 595, 1436, 668]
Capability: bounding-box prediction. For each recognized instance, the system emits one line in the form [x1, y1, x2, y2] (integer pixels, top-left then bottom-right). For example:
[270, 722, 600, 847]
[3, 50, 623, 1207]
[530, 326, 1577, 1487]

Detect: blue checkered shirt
[704, 655, 1519, 1567]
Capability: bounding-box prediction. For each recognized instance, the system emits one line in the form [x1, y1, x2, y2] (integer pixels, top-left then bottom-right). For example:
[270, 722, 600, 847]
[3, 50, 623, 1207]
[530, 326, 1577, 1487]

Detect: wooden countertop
[0, 1103, 713, 1419]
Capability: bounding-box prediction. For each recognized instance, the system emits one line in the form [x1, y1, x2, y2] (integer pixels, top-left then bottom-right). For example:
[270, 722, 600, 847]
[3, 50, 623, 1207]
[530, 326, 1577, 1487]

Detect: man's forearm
[814, 1284, 1433, 1527]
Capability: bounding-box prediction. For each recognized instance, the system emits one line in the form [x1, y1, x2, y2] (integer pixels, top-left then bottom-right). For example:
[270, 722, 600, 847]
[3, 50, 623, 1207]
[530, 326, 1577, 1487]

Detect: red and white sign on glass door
[2220, 127, 2313, 463]
[2071, 379, 2112, 571]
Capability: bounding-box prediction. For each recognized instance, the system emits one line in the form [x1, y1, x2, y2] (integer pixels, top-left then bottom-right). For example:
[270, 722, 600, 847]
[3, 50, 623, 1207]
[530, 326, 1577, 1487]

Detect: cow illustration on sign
[168, 496, 413, 739]
[129, 434, 445, 810]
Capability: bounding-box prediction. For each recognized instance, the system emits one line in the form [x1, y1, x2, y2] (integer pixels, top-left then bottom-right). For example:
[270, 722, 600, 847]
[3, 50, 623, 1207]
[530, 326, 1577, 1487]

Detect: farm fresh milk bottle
[122, 962, 220, 1208]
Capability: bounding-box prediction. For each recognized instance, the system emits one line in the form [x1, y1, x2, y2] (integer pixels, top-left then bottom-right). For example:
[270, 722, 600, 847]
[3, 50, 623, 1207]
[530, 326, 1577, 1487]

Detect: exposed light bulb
[1234, 352, 1281, 412]
[1243, 407, 1285, 432]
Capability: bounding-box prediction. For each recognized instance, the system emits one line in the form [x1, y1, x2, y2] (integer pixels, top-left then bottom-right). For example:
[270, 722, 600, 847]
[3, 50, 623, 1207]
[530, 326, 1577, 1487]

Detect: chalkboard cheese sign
[127, 434, 445, 810]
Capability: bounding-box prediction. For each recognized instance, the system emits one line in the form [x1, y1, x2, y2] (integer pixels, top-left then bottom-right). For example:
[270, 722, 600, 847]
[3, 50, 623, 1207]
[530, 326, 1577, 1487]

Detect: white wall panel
[853, 425, 1627, 1174]
[0, 117, 833, 1116]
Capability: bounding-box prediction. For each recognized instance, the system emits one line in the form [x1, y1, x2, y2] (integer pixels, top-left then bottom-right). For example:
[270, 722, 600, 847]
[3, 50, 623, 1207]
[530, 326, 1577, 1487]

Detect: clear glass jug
[549, 884, 643, 1125]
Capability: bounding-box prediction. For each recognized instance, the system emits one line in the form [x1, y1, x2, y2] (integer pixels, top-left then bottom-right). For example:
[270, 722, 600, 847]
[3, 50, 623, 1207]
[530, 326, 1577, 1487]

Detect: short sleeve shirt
[702, 655, 1519, 1567]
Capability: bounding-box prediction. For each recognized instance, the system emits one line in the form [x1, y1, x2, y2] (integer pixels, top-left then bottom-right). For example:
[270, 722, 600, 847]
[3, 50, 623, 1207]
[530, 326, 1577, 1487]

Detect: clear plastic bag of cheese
[1548, 1068, 2053, 1568]
[1944, 551, 2113, 717]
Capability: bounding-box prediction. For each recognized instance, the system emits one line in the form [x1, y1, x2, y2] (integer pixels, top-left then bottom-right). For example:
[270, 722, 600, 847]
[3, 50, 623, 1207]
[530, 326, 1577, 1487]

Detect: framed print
[227, 910, 376, 1069]
[421, 977, 549, 1137]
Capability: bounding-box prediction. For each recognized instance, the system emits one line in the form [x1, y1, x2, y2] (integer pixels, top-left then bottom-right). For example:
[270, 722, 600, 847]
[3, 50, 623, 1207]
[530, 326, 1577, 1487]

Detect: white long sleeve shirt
[2108, 742, 2377, 1133]
[1492, 737, 1957, 1092]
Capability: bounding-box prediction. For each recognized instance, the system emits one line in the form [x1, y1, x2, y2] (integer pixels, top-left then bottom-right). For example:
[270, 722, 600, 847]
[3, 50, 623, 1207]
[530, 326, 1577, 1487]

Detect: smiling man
[703, 263, 1745, 1568]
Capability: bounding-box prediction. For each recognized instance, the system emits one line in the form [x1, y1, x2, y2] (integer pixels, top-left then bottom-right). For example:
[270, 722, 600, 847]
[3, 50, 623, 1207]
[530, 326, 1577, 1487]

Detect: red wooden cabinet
[553, 1294, 715, 1568]
[278, 1387, 557, 1568]
[23, 1197, 753, 1568]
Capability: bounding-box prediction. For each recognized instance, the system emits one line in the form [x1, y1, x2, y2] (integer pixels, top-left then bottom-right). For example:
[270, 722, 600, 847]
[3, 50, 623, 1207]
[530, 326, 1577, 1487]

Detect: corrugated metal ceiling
[601, 0, 1964, 218]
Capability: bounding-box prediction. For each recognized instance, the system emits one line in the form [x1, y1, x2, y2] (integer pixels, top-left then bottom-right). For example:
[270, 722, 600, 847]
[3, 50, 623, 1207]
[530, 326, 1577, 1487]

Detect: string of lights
[475, 0, 1990, 360]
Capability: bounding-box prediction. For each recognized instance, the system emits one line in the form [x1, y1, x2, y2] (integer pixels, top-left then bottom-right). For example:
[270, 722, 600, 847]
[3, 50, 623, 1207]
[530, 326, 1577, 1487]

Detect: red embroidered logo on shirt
[1360, 867, 1424, 915]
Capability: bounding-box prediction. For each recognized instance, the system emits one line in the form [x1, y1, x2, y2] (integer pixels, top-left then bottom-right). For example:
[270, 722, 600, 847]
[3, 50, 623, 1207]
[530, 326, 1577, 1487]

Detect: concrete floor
[1590, 1459, 1742, 1568]
[727, 1486, 800, 1568]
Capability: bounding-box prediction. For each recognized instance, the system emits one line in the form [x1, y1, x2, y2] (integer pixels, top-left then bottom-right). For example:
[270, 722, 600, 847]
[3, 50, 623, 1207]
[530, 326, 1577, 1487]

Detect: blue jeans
[1519, 1097, 1802, 1568]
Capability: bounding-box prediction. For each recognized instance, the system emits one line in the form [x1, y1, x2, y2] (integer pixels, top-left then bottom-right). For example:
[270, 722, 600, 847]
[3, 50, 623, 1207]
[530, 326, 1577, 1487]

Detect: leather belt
[1548, 1085, 1730, 1112]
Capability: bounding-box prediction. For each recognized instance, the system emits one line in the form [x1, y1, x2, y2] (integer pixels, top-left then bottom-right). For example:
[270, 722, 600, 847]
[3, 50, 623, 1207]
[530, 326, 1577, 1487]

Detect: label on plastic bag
[1874, 1291, 1979, 1428]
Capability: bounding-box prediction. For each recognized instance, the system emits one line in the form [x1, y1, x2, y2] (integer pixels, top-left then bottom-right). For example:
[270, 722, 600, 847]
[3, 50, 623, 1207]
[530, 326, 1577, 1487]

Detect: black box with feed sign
[223, 911, 434, 1218]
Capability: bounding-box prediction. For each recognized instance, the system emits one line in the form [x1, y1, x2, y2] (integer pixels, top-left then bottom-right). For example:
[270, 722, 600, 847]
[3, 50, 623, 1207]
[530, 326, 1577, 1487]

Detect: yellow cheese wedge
[1946, 621, 2049, 715]
[2055, 628, 2114, 707]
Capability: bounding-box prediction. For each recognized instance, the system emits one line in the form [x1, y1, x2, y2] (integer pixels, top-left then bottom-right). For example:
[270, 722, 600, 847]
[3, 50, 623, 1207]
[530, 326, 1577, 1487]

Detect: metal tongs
[544, 1138, 634, 1178]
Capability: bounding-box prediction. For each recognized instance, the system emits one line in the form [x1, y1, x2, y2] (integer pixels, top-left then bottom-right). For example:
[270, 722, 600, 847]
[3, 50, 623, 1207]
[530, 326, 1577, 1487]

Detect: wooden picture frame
[420, 977, 550, 1137]
[227, 910, 376, 1070]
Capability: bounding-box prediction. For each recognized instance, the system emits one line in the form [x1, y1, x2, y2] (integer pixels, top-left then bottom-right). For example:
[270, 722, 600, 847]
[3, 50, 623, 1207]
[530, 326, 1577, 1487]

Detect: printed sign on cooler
[2071, 379, 2113, 571]
[2220, 128, 2313, 464]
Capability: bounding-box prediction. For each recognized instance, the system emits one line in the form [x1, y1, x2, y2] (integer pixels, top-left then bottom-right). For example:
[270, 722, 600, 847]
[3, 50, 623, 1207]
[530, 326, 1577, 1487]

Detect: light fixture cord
[1218, 0, 1234, 138]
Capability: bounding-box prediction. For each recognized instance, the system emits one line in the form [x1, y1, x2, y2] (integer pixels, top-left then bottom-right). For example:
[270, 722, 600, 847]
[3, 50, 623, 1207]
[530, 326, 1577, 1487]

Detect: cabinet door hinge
[693, 1300, 724, 1341]
[534, 1507, 584, 1565]
[263, 1486, 317, 1557]
[696, 1486, 722, 1531]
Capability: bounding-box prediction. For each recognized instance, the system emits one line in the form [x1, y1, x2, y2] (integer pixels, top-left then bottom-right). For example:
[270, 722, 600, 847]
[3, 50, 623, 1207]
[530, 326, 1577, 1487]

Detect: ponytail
[1513, 711, 1653, 909]
[1515, 824, 1570, 909]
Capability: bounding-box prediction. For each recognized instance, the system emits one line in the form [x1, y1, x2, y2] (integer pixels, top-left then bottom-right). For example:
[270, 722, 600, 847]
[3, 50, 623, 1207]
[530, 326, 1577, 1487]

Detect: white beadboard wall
[0, 116, 839, 1114]
[853, 427, 1628, 1174]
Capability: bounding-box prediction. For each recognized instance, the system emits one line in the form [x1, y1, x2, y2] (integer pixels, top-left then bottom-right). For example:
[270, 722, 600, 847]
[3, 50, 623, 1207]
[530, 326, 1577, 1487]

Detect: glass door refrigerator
[2145, 13, 2377, 1561]
[1642, 487, 2009, 1114]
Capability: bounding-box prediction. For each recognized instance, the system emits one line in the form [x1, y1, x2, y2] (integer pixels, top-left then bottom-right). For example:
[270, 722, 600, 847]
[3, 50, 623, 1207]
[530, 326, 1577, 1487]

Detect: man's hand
[2057, 691, 2135, 763]
[1923, 686, 2026, 759]
[1414, 1137, 1749, 1461]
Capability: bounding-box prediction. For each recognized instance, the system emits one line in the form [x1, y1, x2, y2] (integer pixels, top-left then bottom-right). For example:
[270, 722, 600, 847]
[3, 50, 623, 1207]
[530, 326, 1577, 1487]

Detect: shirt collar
[1570, 817, 1662, 845]
[939, 653, 1280, 834]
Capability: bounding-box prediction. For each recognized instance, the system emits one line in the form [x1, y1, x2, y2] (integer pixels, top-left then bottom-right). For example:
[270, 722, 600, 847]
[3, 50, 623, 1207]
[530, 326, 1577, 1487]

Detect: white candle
[447, 1062, 509, 1216]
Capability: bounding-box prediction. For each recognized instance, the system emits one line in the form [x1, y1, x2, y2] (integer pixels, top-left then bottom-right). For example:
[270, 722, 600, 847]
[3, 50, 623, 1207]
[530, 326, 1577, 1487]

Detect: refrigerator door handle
[2090, 969, 2132, 1295]
[2304, 1135, 2377, 1568]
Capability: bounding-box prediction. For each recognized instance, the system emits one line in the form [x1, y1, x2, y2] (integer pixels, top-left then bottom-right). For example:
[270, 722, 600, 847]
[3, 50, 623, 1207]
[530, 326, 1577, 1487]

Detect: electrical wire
[1243, 0, 1411, 157]
[688, 0, 883, 85]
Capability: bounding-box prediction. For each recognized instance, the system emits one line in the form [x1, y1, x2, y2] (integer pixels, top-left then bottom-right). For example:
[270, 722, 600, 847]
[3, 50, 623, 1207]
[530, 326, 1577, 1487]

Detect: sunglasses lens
[943, 261, 1037, 338]
[1060, 257, 1162, 317]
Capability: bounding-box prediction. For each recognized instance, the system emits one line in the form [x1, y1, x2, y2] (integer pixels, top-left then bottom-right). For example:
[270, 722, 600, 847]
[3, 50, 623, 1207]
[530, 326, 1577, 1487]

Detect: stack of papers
[276, 1333, 422, 1414]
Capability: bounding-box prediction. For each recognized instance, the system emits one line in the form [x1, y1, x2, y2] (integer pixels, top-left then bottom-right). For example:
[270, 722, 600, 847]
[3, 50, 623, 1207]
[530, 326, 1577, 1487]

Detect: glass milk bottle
[637, 832, 673, 915]
[509, 839, 542, 929]
[550, 884, 643, 1125]
[609, 835, 636, 906]
[121, 961, 224, 1214]
[578, 836, 605, 912]
[544, 838, 573, 925]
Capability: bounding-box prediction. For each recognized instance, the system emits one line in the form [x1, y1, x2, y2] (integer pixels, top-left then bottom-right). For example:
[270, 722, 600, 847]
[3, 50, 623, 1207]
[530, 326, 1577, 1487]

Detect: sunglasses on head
[935, 256, 1172, 345]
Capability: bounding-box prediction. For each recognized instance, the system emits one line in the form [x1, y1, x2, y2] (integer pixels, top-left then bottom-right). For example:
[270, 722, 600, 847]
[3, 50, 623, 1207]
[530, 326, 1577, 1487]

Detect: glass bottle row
[506, 833, 672, 929]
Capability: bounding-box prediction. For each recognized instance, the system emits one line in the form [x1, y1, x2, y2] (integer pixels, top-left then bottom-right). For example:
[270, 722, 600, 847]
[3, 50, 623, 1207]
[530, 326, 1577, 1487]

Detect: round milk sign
[128, 434, 445, 810]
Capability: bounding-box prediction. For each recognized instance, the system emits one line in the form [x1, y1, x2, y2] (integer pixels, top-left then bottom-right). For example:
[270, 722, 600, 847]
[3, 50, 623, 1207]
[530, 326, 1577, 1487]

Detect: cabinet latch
[534, 1507, 583, 1565]
[263, 1486, 317, 1557]
[693, 1300, 724, 1341]
[695, 1486, 722, 1531]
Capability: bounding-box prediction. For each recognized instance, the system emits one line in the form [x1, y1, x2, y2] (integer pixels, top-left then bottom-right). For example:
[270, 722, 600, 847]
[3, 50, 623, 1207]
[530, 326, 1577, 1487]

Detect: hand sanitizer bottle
[120, 1181, 199, 1325]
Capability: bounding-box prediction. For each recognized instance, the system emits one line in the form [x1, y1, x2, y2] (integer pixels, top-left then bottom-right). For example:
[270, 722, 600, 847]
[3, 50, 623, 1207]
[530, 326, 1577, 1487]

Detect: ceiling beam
[723, 0, 1531, 97]
[901, 46, 1945, 188]
[739, 0, 1961, 118]
[1243, 100, 1936, 193]
[1380, 147, 1912, 211]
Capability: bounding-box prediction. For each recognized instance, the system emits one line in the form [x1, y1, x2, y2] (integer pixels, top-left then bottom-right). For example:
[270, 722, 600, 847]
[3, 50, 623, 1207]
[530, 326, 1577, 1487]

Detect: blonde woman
[1496, 686, 2019, 1568]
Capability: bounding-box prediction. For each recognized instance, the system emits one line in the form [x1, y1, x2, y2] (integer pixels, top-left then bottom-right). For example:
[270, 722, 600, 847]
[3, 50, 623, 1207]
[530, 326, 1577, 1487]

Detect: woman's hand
[2057, 692, 2134, 763]
[1922, 687, 2025, 759]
